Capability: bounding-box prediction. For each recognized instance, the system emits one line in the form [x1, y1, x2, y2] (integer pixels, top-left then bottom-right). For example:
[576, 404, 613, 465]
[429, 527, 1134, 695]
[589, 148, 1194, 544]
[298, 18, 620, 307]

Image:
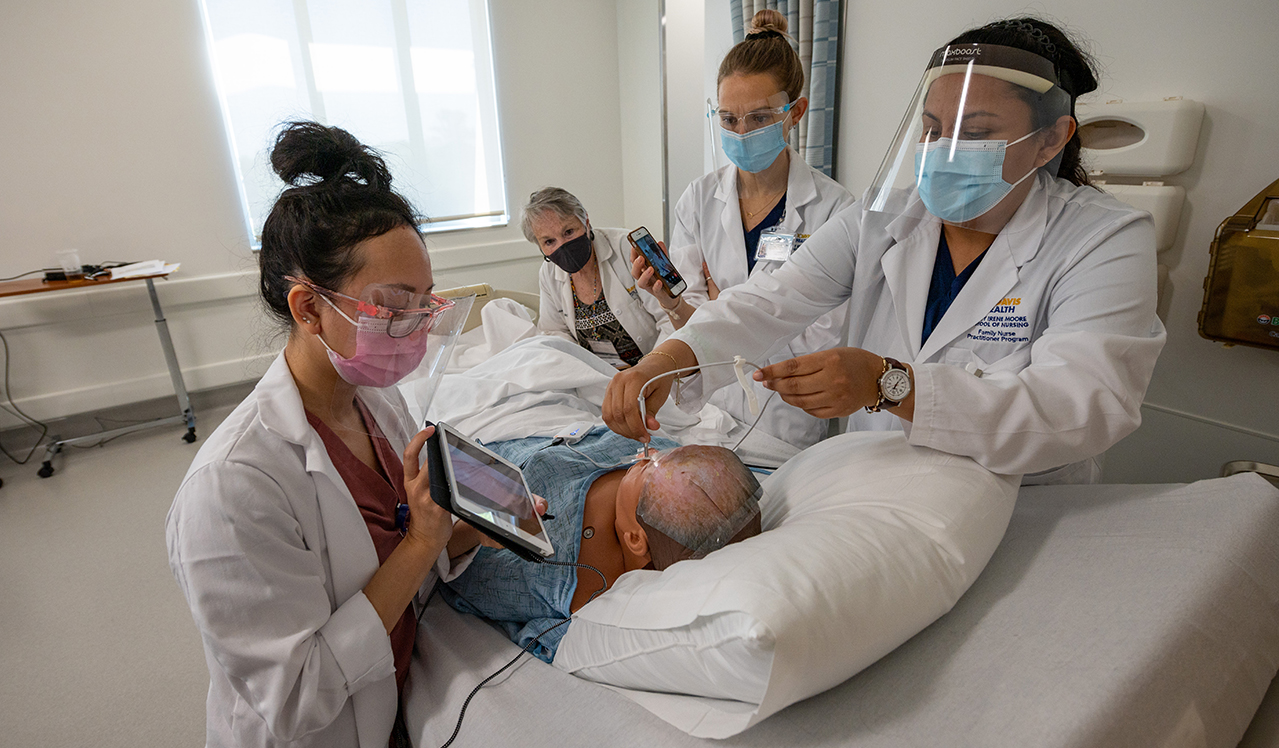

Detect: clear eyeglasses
[286, 275, 455, 338]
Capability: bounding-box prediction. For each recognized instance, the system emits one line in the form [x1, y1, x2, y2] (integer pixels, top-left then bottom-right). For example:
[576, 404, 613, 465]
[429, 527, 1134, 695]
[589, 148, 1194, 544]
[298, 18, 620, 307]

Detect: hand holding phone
[628, 227, 687, 297]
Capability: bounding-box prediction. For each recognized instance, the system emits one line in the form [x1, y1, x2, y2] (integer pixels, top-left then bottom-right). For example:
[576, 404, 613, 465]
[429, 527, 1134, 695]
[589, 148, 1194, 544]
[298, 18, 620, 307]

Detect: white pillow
[553, 432, 1019, 738]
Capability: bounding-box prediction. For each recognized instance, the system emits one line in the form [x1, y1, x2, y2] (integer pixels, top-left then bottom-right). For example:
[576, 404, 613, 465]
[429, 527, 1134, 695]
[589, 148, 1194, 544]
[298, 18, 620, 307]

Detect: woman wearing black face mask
[522, 187, 673, 369]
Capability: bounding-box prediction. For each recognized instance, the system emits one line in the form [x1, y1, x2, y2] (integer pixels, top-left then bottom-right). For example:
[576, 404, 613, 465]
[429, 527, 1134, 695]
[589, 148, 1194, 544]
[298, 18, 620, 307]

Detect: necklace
[572, 260, 600, 302]
[741, 187, 785, 218]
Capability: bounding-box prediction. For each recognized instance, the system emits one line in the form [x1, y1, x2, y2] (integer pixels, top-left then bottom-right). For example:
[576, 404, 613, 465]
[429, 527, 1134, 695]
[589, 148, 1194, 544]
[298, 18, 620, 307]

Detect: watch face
[881, 369, 912, 401]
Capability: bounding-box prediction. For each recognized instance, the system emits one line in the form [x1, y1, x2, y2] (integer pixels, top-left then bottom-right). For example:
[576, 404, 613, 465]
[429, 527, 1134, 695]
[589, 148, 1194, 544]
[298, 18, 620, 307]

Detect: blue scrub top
[922, 230, 987, 346]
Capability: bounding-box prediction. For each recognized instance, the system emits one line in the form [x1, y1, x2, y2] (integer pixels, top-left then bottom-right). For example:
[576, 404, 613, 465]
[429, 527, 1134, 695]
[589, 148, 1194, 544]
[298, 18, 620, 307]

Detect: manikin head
[614, 445, 763, 571]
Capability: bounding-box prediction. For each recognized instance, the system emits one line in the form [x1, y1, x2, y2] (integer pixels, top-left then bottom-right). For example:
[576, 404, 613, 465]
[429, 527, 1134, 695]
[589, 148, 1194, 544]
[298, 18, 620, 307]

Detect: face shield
[864, 44, 1072, 230]
[290, 274, 474, 433]
[706, 91, 795, 173]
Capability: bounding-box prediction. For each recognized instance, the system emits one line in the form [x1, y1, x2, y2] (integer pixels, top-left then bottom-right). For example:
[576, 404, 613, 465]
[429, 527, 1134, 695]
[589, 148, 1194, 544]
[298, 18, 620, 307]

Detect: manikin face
[611, 445, 762, 572]
[613, 457, 657, 571]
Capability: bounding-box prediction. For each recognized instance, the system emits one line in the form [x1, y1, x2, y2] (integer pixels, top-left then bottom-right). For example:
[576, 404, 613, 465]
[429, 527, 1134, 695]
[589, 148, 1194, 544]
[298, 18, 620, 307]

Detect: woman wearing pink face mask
[165, 122, 512, 748]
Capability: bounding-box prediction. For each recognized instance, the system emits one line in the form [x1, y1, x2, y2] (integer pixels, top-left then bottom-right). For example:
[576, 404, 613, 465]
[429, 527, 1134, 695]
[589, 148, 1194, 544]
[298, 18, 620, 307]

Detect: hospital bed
[407, 472, 1279, 747]
[436, 283, 540, 333]
[409, 289, 1279, 746]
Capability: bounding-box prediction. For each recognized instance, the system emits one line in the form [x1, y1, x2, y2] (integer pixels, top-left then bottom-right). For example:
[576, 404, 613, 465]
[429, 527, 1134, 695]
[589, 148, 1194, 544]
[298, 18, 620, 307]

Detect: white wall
[837, 0, 1279, 481]
[617, 0, 665, 236]
[0, 0, 627, 426]
[662, 0, 708, 240]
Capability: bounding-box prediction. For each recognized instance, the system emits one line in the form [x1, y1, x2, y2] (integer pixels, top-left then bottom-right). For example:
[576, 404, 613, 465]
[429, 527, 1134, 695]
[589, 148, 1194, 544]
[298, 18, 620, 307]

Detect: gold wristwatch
[866, 357, 911, 412]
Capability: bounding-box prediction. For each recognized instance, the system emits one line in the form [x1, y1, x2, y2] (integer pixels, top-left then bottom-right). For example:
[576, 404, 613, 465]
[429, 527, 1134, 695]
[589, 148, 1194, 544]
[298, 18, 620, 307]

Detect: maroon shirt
[305, 401, 416, 697]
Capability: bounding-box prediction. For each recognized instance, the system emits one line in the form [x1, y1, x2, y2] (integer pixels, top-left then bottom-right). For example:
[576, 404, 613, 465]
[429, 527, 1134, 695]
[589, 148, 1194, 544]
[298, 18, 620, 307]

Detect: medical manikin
[440, 436, 763, 663]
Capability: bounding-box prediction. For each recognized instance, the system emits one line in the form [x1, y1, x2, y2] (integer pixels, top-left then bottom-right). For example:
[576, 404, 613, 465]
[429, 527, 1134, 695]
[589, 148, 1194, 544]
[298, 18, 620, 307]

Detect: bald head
[635, 445, 762, 569]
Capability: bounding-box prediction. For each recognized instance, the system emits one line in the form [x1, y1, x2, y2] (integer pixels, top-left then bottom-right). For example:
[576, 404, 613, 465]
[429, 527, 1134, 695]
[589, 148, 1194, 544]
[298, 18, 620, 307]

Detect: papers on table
[108, 260, 180, 280]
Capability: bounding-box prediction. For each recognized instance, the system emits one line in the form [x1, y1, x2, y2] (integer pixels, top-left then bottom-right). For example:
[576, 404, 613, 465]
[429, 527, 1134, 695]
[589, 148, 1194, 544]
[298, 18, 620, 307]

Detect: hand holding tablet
[424, 421, 555, 563]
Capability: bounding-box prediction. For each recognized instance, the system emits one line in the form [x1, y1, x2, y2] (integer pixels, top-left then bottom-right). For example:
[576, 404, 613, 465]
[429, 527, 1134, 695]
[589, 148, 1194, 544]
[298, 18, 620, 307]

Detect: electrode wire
[438, 559, 607, 748]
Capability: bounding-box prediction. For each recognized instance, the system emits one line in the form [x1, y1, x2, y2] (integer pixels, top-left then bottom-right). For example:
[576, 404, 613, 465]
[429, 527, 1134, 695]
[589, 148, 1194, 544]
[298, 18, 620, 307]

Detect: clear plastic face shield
[706, 90, 795, 172]
[864, 44, 1072, 233]
[290, 274, 475, 433]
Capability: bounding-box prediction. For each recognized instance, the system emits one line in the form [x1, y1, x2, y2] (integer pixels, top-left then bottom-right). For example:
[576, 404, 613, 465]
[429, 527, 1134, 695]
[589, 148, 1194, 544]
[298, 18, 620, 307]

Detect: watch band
[866, 357, 908, 413]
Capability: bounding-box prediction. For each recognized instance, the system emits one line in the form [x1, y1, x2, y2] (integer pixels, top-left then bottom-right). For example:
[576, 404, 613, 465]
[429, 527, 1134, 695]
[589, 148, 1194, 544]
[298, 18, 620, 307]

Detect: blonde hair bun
[748, 8, 788, 36]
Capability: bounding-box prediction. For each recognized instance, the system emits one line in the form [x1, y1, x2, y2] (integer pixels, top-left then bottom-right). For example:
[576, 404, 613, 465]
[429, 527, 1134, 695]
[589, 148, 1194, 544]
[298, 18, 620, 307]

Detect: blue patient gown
[440, 428, 678, 662]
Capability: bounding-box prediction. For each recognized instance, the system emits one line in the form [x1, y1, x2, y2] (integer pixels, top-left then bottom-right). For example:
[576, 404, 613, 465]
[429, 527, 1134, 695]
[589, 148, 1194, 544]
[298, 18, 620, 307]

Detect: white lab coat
[166, 353, 471, 748]
[538, 227, 674, 358]
[668, 148, 855, 449]
[671, 171, 1167, 482]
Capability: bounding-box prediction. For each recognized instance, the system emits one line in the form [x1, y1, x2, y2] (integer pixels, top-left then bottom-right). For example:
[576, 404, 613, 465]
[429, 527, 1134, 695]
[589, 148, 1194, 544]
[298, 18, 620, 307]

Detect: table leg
[145, 278, 197, 443]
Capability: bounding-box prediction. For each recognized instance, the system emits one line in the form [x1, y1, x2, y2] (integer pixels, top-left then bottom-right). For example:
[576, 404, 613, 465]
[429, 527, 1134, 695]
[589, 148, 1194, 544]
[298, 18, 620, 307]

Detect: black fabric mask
[545, 231, 594, 274]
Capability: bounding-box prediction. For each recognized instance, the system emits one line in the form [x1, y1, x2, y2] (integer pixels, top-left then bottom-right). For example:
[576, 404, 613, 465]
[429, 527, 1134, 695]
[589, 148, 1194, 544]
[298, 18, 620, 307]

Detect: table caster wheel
[183, 429, 198, 444]
[37, 462, 54, 478]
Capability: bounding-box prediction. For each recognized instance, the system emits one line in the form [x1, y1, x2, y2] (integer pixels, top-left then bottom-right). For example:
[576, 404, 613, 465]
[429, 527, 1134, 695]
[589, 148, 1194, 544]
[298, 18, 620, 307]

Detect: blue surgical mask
[913, 131, 1039, 223]
[721, 119, 788, 173]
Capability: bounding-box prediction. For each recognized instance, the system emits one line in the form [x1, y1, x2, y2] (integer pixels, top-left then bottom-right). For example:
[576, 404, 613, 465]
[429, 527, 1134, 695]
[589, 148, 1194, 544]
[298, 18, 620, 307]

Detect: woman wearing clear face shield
[608, 18, 1166, 484]
[165, 122, 528, 747]
[524, 187, 673, 369]
[630, 9, 855, 455]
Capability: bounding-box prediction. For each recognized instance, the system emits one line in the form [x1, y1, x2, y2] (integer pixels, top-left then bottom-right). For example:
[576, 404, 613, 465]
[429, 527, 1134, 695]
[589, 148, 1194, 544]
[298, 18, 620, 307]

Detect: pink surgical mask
[317, 296, 431, 387]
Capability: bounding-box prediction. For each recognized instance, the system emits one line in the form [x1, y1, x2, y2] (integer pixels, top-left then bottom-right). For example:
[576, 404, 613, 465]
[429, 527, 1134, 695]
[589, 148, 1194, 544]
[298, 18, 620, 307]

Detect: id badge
[755, 228, 797, 262]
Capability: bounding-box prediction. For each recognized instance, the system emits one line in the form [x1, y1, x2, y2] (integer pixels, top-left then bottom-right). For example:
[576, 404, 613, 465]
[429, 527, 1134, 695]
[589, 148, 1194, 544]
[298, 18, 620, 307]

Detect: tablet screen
[443, 430, 551, 551]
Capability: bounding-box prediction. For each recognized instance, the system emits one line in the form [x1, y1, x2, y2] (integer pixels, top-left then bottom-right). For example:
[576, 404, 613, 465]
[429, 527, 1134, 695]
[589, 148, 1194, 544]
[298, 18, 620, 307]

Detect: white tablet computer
[427, 421, 555, 563]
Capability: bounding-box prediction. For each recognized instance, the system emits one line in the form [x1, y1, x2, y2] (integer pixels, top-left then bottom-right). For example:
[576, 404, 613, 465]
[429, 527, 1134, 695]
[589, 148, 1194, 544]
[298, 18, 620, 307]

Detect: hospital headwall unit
[1076, 97, 1205, 318]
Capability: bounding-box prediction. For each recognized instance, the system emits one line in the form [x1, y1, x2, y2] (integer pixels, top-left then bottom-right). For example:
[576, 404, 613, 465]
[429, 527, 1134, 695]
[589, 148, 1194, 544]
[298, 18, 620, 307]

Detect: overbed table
[0, 271, 196, 478]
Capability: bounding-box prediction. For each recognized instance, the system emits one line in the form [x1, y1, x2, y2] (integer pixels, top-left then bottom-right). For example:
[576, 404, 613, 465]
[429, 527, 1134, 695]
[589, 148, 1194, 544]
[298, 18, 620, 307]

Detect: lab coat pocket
[940, 342, 1031, 377]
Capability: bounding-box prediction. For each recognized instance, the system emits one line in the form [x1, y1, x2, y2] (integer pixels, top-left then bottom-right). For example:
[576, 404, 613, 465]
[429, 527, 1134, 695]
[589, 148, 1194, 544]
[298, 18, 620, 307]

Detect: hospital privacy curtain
[730, 0, 842, 177]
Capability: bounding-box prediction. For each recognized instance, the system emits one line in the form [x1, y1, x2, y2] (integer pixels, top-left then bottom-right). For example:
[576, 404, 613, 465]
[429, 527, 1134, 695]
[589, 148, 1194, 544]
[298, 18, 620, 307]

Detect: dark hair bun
[270, 120, 392, 191]
[747, 8, 788, 37]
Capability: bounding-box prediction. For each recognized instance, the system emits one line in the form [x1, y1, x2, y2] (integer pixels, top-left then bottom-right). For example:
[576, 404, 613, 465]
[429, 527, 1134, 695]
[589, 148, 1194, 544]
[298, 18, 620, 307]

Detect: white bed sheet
[406, 474, 1279, 747]
[415, 298, 800, 465]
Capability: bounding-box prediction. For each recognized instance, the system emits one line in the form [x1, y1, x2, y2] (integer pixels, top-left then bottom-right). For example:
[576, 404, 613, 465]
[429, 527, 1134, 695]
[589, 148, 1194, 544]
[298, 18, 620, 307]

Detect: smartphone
[628, 226, 687, 297]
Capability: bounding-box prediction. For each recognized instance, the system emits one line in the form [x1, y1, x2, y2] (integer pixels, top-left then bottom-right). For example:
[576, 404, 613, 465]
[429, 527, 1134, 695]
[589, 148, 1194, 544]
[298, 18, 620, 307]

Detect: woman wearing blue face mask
[608, 18, 1166, 485]
[631, 9, 855, 457]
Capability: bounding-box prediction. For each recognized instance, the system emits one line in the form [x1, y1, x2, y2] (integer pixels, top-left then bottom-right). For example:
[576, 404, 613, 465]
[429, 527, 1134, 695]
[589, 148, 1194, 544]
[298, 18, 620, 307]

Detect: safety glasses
[707, 98, 794, 133]
[286, 275, 455, 338]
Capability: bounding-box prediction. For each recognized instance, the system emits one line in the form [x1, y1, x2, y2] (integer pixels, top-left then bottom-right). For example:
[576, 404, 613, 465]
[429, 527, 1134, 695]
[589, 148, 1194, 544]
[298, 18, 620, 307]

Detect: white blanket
[411, 299, 799, 464]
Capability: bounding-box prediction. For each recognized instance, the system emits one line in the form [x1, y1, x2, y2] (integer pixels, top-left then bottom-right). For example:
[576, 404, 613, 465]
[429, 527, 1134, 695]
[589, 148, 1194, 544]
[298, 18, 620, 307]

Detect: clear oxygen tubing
[636, 356, 774, 459]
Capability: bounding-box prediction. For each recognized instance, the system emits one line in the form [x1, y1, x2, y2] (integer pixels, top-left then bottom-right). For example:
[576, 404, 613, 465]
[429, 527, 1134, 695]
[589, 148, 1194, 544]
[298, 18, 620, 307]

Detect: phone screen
[631, 229, 684, 292]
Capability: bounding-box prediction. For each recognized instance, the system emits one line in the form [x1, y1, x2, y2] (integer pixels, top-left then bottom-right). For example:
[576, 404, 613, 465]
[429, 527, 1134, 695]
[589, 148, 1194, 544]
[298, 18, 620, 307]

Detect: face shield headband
[864, 43, 1072, 222]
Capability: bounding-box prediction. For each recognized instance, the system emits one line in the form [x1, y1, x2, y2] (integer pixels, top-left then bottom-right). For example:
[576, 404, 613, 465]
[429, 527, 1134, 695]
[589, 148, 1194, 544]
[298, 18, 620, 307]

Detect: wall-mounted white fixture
[1078, 98, 1206, 320]
[1077, 98, 1205, 177]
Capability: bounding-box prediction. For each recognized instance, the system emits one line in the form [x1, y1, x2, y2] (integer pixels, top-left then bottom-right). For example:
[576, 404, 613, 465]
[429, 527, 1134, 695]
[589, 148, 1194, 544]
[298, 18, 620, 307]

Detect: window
[198, 0, 507, 242]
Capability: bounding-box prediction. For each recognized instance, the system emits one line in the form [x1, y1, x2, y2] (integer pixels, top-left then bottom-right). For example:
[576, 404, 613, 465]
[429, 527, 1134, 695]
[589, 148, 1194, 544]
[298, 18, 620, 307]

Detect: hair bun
[270, 120, 392, 191]
[747, 8, 788, 37]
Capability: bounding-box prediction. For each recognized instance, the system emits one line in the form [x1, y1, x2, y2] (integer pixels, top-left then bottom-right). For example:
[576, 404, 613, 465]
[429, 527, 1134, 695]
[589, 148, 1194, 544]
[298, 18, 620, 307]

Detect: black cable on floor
[0, 330, 48, 465]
